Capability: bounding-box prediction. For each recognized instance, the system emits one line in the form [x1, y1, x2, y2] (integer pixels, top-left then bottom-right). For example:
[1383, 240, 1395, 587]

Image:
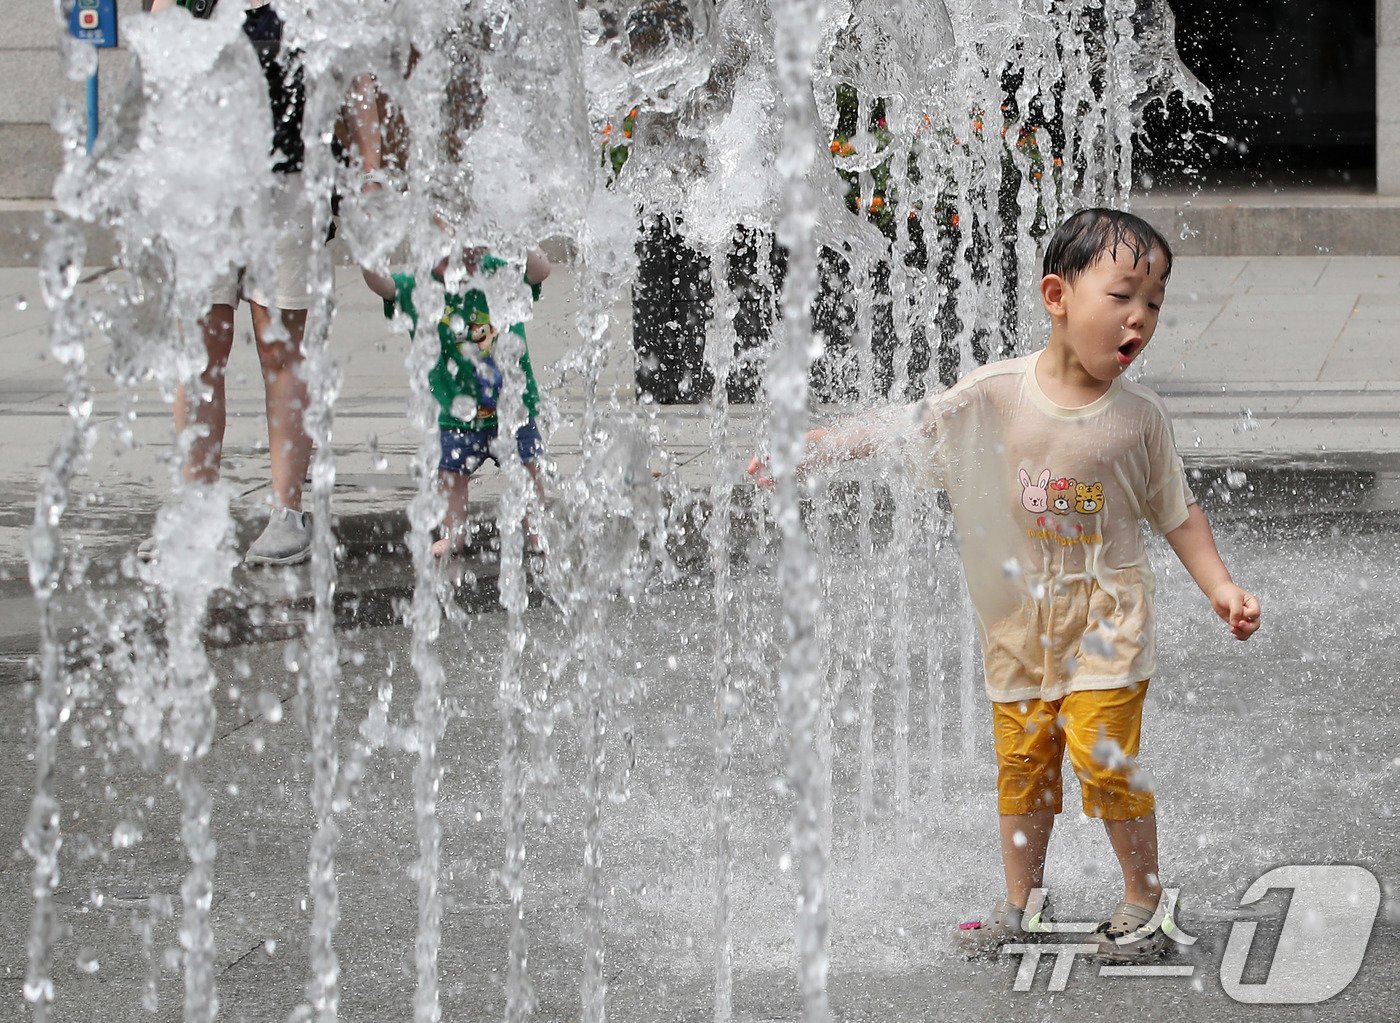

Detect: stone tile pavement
[1, 255, 1399, 583]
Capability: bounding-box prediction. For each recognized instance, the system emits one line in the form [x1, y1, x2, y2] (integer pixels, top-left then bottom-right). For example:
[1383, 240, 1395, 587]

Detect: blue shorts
[439, 420, 542, 476]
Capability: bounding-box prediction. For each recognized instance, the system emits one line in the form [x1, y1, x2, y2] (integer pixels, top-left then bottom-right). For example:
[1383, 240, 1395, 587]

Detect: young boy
[364, 246, 552, 558]
[751, 208, 1260, 961]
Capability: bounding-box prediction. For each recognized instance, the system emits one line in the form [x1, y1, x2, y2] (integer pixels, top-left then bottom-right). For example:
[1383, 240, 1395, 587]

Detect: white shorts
[209, 173, 330, 312]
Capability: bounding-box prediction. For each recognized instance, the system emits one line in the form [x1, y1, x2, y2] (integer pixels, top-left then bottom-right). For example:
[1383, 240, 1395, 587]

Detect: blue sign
[69, 0, 118, 49]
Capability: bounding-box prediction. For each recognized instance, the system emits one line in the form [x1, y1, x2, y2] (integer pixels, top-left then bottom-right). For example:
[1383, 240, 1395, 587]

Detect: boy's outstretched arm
[363, 268, 396, 302]
[746, 416, 900, 487]
[1164, 504, 1261, 641]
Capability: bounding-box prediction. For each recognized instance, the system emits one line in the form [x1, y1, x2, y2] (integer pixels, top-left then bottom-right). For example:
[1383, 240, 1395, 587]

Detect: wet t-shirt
[904, 351, 1195, 703]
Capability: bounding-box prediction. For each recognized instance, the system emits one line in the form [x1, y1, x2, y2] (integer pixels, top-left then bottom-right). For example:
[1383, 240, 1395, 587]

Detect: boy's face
[1045, 242, 1169, 383]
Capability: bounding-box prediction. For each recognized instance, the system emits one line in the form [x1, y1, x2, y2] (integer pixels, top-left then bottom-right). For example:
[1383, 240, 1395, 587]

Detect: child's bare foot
[524, 530, 547, 565]
[432, 534, 468, 558]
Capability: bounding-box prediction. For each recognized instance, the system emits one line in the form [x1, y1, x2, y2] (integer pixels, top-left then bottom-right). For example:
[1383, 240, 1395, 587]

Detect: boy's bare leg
[432, 469, 471, 558]
[1103, 813, 1162, 910]
[175, 304, 237, 485]
[999, 809, 1055, 909]
[524, 461, 546, 552]
[251, 302, 312, 513]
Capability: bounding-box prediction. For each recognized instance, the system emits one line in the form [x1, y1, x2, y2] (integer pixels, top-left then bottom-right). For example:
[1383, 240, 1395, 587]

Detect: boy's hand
[1209, 583, 1261, 641]
[746, 454, 774, 490]
[747, 429, 827, 491]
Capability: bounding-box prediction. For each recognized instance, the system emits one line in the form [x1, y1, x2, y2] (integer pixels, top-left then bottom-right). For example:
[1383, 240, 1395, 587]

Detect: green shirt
[384, 258, 543, 432]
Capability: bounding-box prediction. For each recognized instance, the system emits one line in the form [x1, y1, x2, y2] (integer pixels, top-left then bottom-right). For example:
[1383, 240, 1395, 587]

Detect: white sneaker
[243, 507, 312, 566]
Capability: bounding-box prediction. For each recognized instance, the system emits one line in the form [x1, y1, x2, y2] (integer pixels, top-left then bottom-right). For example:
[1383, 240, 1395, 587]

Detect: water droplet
[257, 692, 284, 723]
[15, 296, 28, 311]
[112, 820, 143, 849]
[75, 950, 99, 974]
[24, 976, 54, 1003]
[1012, 830, 1027, 848]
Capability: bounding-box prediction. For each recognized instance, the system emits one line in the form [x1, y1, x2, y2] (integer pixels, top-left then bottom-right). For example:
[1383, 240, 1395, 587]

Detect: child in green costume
[364, 247, 551, 557]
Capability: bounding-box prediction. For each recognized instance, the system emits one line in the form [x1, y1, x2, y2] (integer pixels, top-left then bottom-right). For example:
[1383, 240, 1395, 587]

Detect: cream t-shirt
[904, 350, 1195, 703]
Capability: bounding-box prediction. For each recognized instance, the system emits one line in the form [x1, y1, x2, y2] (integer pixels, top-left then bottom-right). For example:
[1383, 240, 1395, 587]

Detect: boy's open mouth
[1116, 339, 1140, 366]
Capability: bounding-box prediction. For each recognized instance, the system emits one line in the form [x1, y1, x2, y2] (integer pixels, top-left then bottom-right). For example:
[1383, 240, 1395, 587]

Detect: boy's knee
[998, 785, 1063, 816]
[1083, 785, 1156, 821]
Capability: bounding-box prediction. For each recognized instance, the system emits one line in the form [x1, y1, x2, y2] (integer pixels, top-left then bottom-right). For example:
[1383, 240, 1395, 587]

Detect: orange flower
[870, 196, 885, 211]
[972, 117, 983, 132]
[602, 123, 612, 136]
[908, 209, 919, 220]
[623, 129, 632, 139]
[1053, 157, 1063, 166]
[1031, 170, 1042, 180]
[951, 213, 960, 228]
[830, 138, 843, 153]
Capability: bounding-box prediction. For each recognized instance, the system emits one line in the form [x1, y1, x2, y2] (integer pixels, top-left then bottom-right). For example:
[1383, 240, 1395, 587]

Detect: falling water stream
[23, 0, 1214, 1019]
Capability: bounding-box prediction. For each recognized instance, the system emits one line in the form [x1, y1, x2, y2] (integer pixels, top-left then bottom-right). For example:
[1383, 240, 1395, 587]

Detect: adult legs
[174, 304, 237, 485]
[250, 302, 312, 512]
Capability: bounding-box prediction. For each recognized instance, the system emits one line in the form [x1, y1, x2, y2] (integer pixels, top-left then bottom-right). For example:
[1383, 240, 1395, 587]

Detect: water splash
[23, 215, 92, 1023]
[768, 0, 830, 1018]
[704, 238, 740, 1023]
[28, 0, 1214, 1020]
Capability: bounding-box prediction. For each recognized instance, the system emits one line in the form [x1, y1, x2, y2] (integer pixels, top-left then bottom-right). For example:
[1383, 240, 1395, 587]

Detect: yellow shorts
[992, 681, 1155, 821]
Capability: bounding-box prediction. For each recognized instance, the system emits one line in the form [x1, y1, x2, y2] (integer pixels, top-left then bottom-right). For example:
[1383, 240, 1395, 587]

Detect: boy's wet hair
[1042, 208, 1173, 283]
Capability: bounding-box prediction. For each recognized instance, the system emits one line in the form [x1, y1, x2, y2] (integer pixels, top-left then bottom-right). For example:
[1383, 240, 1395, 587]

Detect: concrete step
[1135, 189, 1400, 257]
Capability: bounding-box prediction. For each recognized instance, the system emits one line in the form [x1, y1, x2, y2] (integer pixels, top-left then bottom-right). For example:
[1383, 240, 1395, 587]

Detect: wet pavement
[0, 513, 1396, 1021]
[1, 255, 1399, 1020]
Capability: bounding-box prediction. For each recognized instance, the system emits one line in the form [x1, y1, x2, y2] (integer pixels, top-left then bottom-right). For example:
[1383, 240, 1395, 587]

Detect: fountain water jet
[25, 1, 1212, 1020]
